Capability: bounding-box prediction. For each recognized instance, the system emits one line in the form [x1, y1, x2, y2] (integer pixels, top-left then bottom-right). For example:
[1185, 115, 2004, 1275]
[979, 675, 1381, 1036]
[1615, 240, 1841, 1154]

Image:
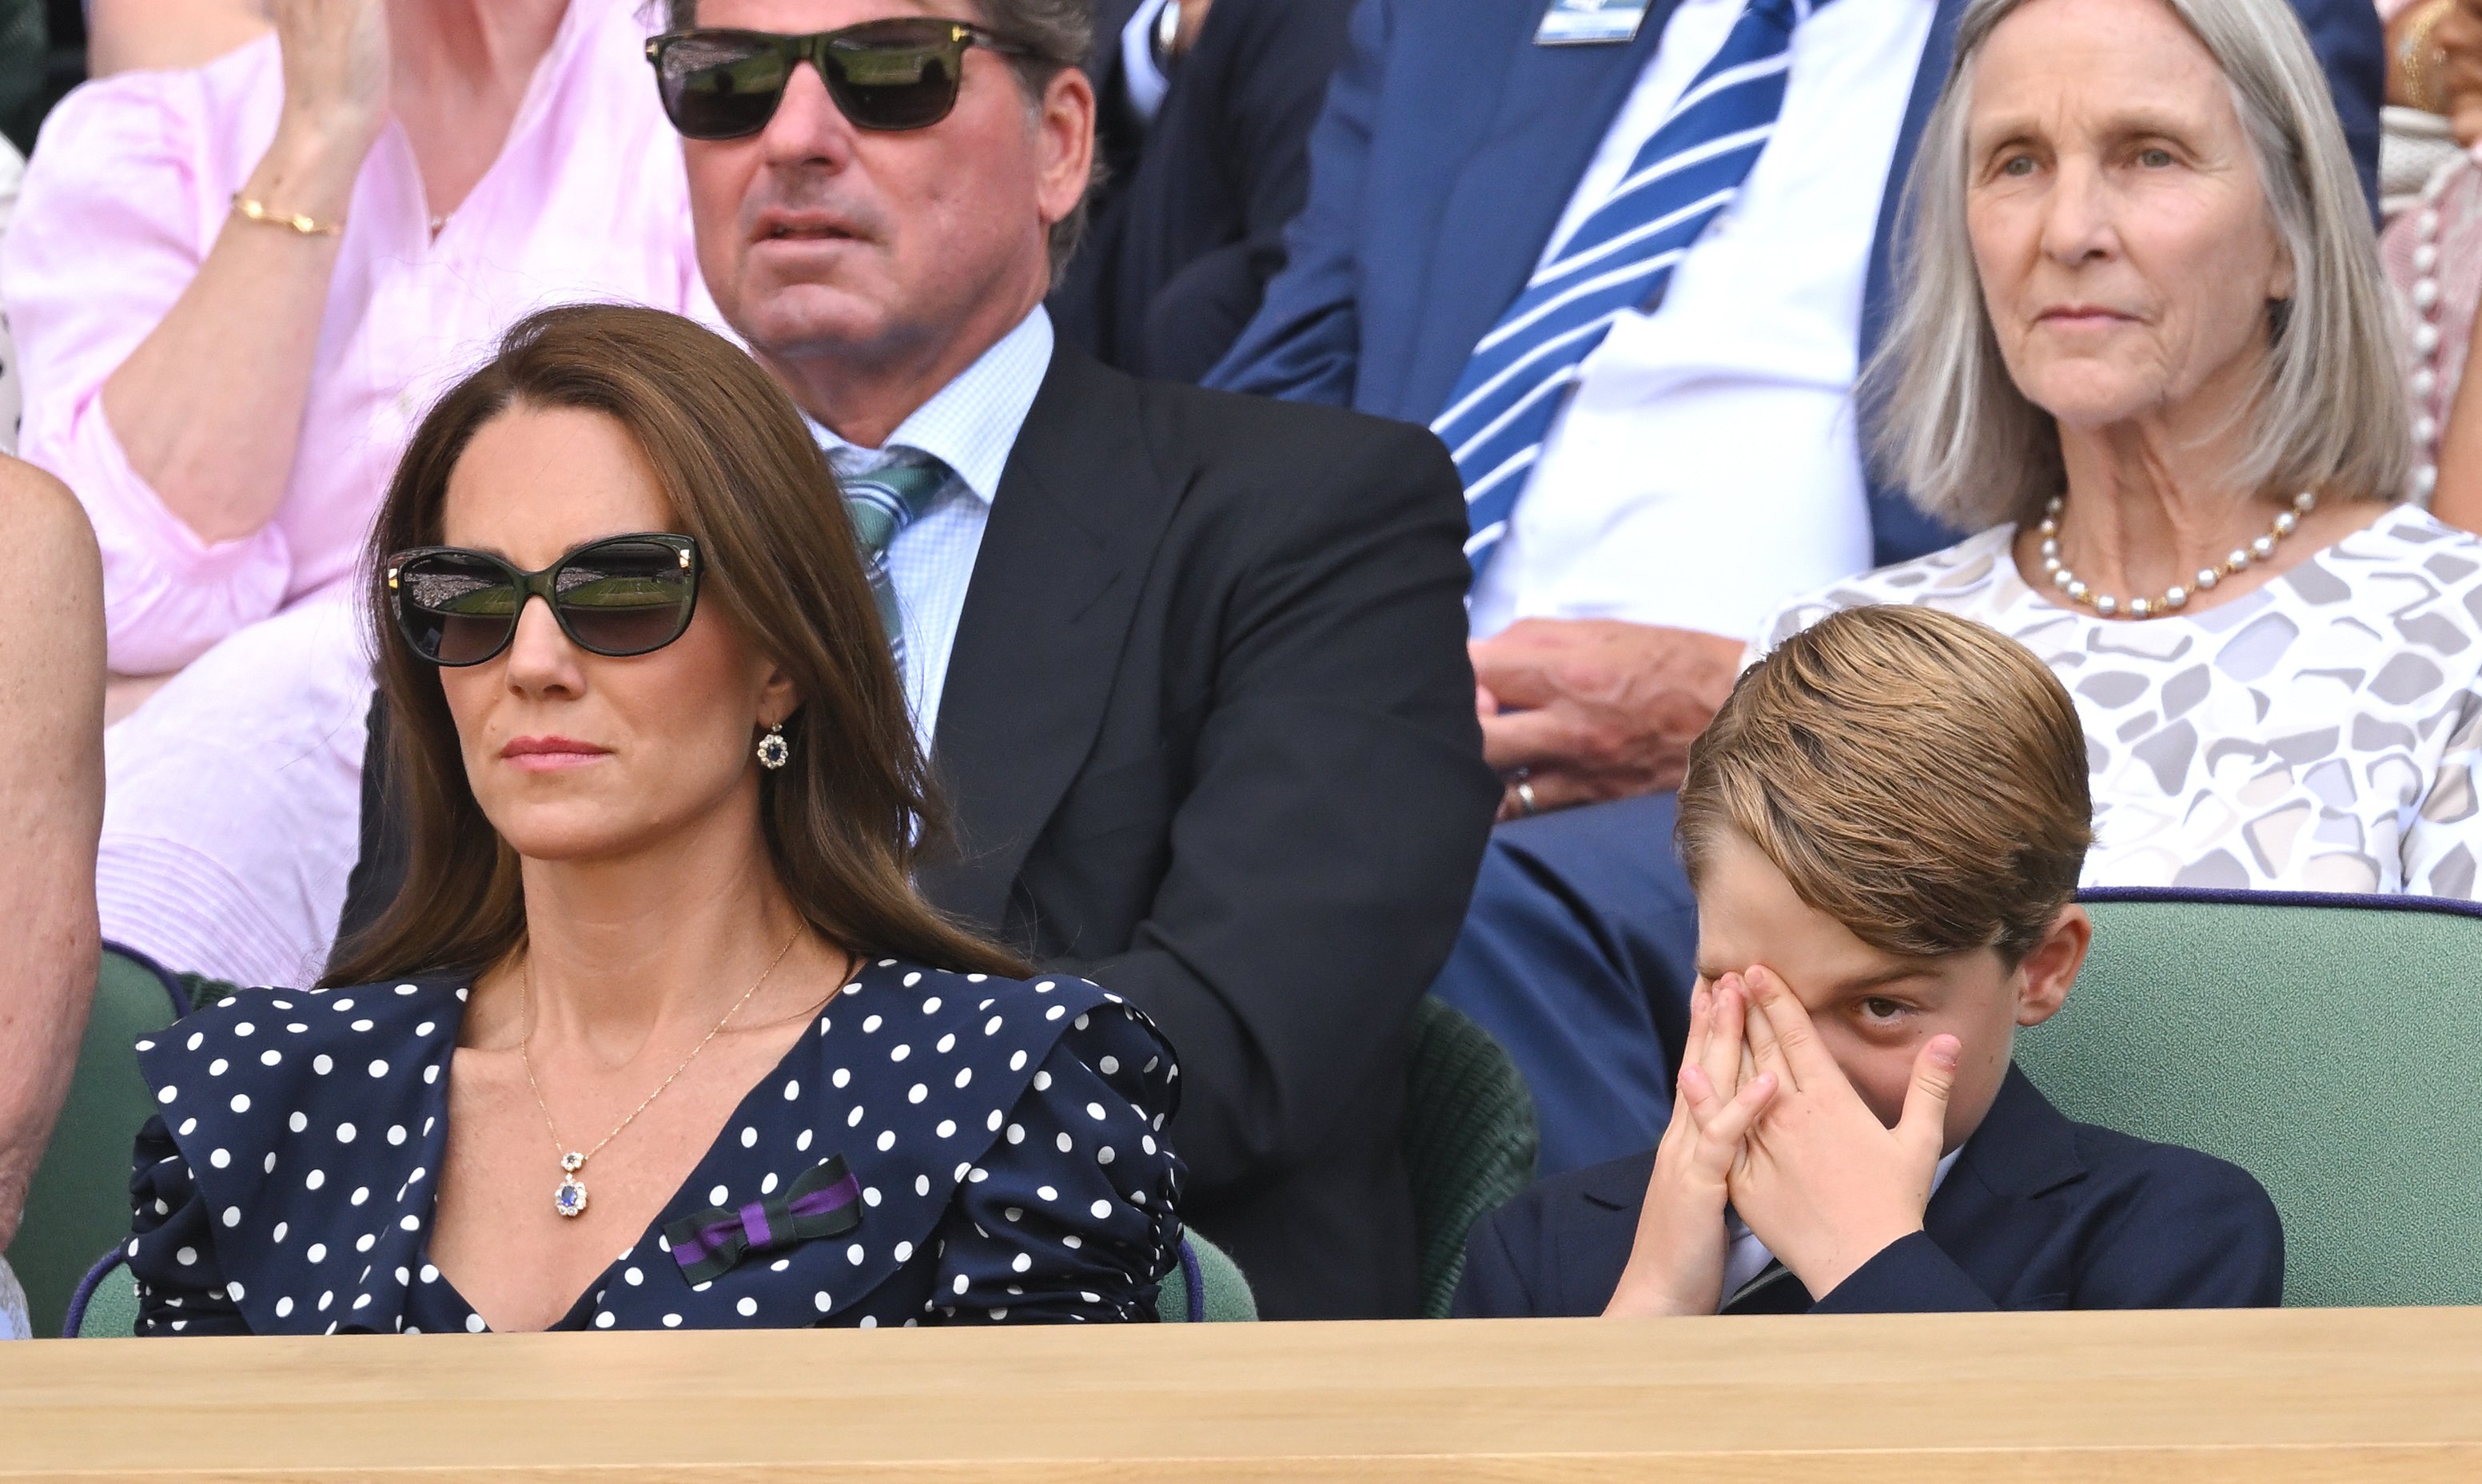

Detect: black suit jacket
[1452, 1067, 2285, 1317]
[341, 342, 1500, 1319]
[1054, 0, 1357, 382]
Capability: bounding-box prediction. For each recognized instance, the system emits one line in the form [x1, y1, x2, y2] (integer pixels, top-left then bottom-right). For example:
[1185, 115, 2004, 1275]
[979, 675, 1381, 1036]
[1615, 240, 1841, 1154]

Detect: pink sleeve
[1, 77, 292, 674]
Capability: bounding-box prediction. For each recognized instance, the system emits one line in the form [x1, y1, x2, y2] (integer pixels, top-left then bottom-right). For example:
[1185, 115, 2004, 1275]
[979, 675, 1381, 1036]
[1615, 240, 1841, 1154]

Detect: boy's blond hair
[1677, 605, 2092, 964]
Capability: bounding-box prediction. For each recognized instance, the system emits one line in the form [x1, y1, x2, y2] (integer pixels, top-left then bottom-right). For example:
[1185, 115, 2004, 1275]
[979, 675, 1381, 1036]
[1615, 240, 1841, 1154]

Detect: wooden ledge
[3, 1307, 2479, 1480]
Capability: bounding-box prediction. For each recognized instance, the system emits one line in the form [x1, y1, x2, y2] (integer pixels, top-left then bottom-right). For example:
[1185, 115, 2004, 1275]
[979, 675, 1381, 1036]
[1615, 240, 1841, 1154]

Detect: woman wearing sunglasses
[116, 304, 1185, 1335]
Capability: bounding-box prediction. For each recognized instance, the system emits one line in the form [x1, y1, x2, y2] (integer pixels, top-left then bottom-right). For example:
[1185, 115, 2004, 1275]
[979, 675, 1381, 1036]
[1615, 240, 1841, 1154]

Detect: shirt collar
[807, 305, 1055, 507]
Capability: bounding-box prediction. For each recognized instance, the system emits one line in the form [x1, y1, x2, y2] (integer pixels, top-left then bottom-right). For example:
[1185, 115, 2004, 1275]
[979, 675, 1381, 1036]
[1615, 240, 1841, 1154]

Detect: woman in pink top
[0, 0, 715, 985]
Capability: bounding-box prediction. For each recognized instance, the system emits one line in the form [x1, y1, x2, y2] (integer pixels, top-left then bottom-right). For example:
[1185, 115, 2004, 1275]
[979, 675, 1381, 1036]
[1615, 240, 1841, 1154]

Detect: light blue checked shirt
[811, 307, 1056, 752]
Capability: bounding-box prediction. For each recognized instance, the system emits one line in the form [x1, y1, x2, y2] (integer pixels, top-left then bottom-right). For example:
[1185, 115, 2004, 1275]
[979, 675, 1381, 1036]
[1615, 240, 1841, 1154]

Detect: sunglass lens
[396, 554, 520, 666]
[825, 34, 963, 130]
[555, 540, 696, 658]
[660, 35, 792, 140]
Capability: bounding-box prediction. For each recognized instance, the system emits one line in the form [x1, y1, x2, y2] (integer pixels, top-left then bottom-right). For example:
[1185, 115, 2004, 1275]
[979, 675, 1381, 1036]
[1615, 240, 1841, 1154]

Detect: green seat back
[2018, 889, 2482, 1308]
[1403, 997, 1540, 1318]
[63, 1253, 138, 1339]
[12, 948, 185, 1336]
[1155, 1231, 1257, 1323]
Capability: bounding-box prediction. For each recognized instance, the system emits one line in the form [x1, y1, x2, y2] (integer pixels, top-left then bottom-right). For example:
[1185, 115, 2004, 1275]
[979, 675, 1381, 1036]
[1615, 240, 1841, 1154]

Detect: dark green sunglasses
[646, 18, 1038, 139]
[385, 534, 702, 666]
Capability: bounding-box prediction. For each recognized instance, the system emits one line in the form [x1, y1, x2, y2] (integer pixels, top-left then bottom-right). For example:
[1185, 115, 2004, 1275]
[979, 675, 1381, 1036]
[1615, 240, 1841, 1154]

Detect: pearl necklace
[2035, 490, 2317, 619]
[2409, 165, 2456, 503]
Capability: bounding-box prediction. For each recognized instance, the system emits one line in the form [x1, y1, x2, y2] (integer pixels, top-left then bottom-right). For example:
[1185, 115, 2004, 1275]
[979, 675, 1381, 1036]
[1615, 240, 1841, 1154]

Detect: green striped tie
[831, 447, 952, 666]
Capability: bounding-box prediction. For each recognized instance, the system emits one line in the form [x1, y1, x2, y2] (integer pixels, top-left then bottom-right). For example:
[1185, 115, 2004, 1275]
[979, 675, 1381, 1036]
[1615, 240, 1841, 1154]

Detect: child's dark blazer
[1453, 1066, 2284, 1318]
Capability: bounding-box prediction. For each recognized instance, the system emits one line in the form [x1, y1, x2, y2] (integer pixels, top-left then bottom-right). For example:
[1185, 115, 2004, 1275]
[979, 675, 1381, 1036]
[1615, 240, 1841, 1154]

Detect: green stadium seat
[62, 1249, 137, 1339]
[2021, 888, 2482, 1307]
[12, 946, 187, 1336]
[1403, 997, 1540, 1318]
[1155, 1231, 1257, 1323]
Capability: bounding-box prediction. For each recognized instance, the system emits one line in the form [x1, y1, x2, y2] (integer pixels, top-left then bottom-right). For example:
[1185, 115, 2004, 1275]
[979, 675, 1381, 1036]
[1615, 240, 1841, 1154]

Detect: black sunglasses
[384, 534, 702, 667]
[645, 19, 1038, 140]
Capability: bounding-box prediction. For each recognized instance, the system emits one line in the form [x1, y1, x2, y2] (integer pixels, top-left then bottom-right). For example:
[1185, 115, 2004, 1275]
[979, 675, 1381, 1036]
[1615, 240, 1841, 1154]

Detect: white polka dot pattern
[125, 959, 1184, 1335]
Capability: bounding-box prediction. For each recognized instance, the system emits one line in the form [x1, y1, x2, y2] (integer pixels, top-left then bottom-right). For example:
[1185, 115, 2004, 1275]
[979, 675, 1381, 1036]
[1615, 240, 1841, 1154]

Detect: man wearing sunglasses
[345, 0, 1499, 1322]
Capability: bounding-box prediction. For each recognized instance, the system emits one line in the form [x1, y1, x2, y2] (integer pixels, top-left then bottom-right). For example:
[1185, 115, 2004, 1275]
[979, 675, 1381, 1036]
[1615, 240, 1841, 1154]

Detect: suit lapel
[1925, 1066, 2086, 1258]
[919, 344, 1172, 930]
[1565, 1154, 1658, 1314]
[1399, 0, 1686, 423]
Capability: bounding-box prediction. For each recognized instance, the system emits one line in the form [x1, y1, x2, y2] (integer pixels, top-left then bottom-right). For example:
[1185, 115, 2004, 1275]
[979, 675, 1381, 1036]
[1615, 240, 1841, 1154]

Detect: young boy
[1454, 605, 2282, 1317]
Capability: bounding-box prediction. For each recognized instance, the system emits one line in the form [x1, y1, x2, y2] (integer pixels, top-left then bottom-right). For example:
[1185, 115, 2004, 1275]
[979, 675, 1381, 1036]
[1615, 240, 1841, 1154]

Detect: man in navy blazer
[1205, 0, 2384, 1178]
[1454, 1066, 2285, 1316]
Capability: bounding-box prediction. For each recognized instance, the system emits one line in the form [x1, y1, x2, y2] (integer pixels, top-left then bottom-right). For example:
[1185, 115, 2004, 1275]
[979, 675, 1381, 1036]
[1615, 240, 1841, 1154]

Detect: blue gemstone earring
[756, 724, 791, 770]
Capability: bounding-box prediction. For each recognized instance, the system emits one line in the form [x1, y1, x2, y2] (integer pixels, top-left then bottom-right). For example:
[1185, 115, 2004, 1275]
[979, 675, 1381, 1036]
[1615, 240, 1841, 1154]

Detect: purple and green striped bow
[663, 1155, 863, 1285]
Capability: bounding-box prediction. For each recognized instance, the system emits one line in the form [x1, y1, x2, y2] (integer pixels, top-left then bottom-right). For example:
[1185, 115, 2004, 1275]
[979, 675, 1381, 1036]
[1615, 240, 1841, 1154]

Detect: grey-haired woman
[1762, 0, 2482, 897]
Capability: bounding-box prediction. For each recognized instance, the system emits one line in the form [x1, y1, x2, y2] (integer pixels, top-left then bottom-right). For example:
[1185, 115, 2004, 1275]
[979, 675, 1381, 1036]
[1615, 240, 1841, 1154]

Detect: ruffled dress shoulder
[124, 959, 1185, 1333]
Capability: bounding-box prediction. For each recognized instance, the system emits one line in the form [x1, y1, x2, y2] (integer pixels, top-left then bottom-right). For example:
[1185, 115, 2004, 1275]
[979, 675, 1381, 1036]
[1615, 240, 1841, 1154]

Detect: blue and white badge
[1533, 0, 1650, 46]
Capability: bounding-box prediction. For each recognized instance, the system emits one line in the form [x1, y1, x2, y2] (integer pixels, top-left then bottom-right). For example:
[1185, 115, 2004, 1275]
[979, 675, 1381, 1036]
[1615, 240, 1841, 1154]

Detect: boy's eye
[1859, 997, 1907, 1023]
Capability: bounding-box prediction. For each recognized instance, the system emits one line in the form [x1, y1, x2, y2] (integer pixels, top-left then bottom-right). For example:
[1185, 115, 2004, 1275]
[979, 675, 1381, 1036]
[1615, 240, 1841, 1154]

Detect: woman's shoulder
[2318, 502, 2482, 591]
[841, 959, 1129, 1028]
[142, 975, 468, 1063]
[2294, 503, 2482, 654]
[835, 960, 1173, 1092]
[1751, 526, 2024, 660]
[137, 976, 468, 1141]
[34, 34, 277, 149]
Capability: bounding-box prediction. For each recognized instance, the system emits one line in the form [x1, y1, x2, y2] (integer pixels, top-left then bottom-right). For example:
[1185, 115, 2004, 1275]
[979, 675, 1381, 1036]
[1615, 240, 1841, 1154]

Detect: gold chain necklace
[520, 931, 799, 1220]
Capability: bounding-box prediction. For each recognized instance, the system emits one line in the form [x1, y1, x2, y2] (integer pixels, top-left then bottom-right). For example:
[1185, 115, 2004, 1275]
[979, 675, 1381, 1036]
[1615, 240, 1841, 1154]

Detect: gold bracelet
[2404, 0, 2456, 117]
[229, 193, 345, 238]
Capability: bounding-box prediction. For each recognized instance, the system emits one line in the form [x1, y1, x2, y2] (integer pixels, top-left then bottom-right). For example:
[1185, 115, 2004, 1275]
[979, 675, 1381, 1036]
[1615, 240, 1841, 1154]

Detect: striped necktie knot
[834, 447, 952, 559]
[1436, 0, 1830, 586]
[829, 445, 954, 668]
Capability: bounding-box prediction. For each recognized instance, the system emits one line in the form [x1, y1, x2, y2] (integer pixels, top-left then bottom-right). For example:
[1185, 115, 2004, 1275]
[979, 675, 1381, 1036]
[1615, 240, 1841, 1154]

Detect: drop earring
[756, 724, 791, 770]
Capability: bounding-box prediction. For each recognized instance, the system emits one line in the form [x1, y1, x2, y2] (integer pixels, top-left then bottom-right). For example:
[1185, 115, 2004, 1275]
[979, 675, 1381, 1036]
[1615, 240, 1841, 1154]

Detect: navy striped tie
[1436, 0, 1825, 583]
[831, 446, 952, 667]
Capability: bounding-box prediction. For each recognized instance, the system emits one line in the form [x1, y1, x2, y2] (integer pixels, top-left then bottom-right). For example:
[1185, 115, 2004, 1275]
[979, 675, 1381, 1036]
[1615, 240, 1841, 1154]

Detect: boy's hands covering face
[1604, 976, 1776, 1317]
[1727, 966, 1958, 1300]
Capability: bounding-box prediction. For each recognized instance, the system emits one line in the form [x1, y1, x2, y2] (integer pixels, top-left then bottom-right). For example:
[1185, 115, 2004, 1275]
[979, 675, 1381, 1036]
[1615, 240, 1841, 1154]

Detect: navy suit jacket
[1205, 0, 2383, 569]
[1453, 1066, 2285, 1316]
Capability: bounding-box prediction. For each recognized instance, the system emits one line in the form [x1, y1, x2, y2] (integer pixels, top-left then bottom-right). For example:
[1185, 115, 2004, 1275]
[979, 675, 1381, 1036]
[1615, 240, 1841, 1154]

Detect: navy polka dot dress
[124, 960, 1185, 1334]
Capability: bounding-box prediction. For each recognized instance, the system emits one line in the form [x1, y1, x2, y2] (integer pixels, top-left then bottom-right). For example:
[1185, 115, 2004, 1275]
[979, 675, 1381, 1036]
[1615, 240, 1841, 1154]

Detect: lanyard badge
[1534, 0, 1651, 46]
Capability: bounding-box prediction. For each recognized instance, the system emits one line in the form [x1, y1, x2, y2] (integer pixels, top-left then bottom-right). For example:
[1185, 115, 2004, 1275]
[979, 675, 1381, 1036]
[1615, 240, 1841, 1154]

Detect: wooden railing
[4, 1308, 2480, 1479]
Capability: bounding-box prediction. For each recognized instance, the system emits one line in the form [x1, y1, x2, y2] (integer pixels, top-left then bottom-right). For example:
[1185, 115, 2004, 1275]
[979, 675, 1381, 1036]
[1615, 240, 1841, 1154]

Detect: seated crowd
[0, 0, 2467, 1339]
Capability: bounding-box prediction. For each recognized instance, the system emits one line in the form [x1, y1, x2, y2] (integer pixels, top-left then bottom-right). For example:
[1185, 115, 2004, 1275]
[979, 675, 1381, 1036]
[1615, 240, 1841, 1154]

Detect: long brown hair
[325, 304, 1030, 986]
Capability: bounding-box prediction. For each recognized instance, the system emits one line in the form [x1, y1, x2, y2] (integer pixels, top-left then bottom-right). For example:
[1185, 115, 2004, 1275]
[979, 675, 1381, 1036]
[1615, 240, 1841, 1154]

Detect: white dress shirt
[1719, 1145, 1963, 1309]
[811, 307, 1055, 753]
[1466, 0, 1938, 645]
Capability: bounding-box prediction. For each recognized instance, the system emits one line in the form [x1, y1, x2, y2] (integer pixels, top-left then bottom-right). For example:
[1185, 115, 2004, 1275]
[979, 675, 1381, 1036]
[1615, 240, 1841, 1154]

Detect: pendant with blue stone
[555, 1151, 588, 1218]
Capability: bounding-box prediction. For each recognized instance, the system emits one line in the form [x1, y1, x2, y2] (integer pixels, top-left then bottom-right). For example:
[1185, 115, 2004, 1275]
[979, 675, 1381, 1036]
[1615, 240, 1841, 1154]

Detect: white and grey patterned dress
[1757, 504, 2482, 898]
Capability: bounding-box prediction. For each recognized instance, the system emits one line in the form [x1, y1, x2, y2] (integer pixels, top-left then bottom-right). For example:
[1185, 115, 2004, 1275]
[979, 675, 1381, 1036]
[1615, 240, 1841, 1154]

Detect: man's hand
[1725, 967, 1954, 1303]
[1604, 975, 1777, 1317]
[1472, 619, 1740, 821]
